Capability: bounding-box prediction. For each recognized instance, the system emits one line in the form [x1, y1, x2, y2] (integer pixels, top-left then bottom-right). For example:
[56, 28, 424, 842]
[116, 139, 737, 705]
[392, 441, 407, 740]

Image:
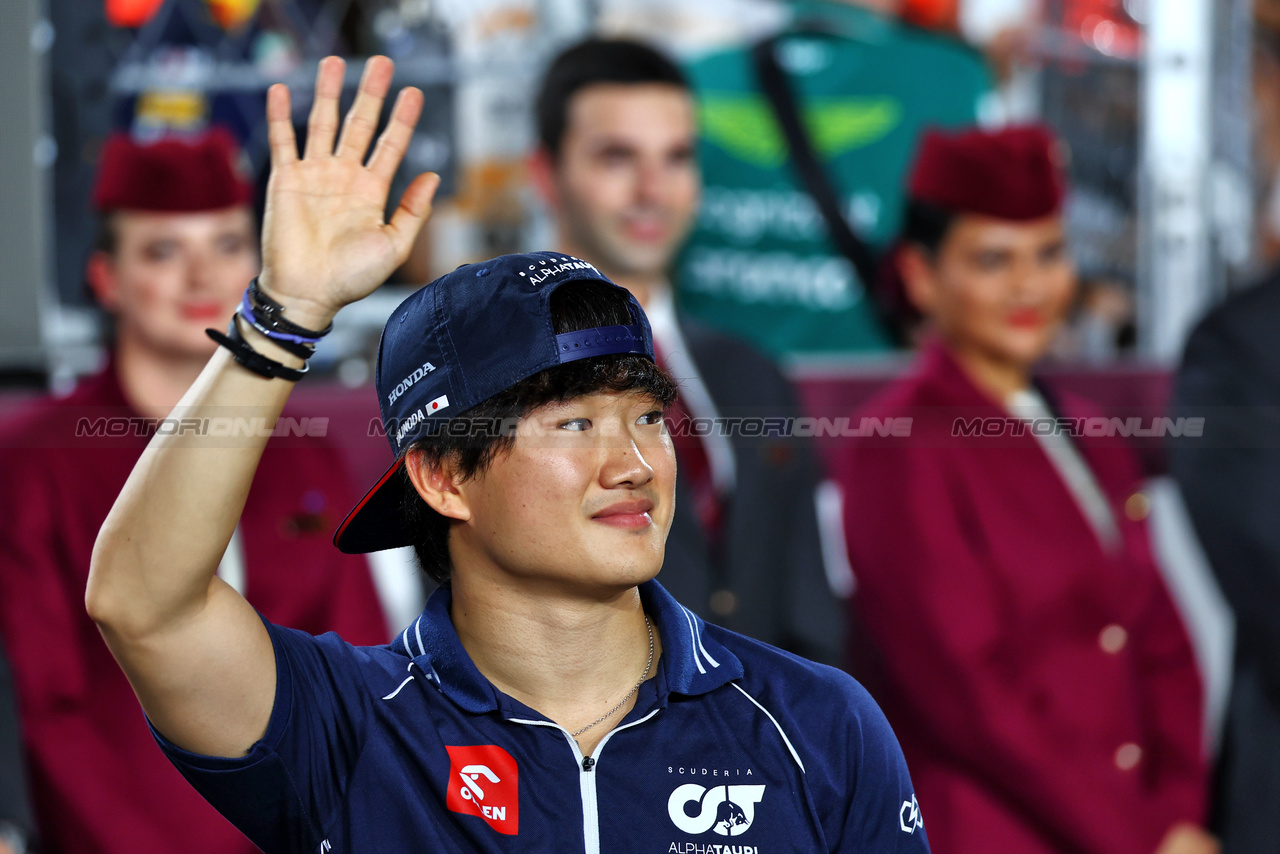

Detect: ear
[898, 244, 939, 318]
[403, 449, 472, 523]
[526, 146, 559, 211]
[86, 250, 121, 313]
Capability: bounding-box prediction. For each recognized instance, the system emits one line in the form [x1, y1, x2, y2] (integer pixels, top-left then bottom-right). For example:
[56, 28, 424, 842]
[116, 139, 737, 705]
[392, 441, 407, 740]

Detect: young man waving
[86, 55, 924, 852]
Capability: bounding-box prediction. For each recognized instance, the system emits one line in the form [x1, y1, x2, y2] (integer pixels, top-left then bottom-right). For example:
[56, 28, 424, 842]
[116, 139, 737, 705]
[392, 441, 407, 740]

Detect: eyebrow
[589, 136, 639, 151]
[587, 135, 694, 156]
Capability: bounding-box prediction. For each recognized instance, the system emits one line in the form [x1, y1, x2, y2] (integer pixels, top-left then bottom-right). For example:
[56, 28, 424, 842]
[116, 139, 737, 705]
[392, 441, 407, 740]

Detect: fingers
[265, 84, 297, 167]
[387, 172, 441, 261]
[336, 57, 394, 161]
[297, 55, 418, 174]
[367, 87, 424, 182]
[303, 56, 345, 160]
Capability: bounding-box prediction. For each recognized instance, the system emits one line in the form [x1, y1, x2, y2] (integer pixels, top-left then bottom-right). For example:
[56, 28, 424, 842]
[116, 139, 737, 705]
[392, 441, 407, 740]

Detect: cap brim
[333, 457, 418, 554]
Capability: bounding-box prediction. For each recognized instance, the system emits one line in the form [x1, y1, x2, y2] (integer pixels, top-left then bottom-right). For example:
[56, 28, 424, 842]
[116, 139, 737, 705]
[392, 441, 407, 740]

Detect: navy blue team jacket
[156, 581, 928, 853]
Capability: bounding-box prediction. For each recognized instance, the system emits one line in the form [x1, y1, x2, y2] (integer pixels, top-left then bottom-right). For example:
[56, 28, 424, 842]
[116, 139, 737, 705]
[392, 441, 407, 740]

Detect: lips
[622, 219, 668, 243]
[592, 498, 654, 529]
[1007, 308, 1044, 328]
[181, 303, 231, 322]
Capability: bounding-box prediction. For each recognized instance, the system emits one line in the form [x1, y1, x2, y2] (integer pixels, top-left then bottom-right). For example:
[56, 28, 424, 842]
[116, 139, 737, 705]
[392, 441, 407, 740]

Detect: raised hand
[259, 55, 441, 330]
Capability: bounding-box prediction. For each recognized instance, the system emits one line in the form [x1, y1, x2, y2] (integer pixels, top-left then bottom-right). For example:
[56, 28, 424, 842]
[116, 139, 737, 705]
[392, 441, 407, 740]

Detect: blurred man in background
[1165, 10, 1280, 851]
[1170, 261, 1280, 853]
[676, 0, 992, 359]
[836, 125, 1213, 854]
[0, 129, 390, 854]
[529, 38, 844, 664]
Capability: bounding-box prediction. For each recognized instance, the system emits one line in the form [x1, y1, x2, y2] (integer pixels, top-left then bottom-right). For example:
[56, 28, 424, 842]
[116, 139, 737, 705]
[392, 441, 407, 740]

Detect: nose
[185, 244, 217, 293]
[1011, 255, 1051, 300]
[635, 157, 669, 207]
[599, 428, 656, 489]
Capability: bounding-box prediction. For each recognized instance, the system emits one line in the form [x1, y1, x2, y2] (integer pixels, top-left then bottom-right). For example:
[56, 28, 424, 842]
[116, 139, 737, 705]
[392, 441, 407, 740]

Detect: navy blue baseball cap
[334, 251, 655, 554]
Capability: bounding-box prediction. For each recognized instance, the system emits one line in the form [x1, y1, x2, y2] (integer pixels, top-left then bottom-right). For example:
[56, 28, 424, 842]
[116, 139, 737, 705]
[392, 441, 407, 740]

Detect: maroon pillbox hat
[907, 125, 1066, 220]
[91, 128, 253, 213]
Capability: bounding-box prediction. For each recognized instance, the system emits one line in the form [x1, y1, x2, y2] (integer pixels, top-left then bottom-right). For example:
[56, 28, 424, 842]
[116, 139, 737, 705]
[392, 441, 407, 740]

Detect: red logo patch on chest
[446, 745, 519, 835]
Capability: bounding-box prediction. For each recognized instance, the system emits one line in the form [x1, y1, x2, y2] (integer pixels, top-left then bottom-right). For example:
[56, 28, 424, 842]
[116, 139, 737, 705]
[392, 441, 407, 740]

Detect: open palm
[258, 56, 440, 329]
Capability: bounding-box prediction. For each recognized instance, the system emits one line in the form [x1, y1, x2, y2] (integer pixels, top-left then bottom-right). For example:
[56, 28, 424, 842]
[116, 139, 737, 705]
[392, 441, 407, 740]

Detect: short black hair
[873, 199, 961, 341]
[401, 280, 678, 585]
[900, 199, 959, 256]
[93, 213, 120, 256]
[535, 37, 690, 158]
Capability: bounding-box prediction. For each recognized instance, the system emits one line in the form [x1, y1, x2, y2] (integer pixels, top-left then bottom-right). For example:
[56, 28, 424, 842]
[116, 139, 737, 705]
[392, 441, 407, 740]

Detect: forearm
[86, 326, 305, 638]
[84, 55, 434, 757]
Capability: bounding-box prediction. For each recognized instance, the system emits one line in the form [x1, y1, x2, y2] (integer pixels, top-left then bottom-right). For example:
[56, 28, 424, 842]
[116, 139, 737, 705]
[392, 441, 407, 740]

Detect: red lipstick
[1007, 308, 1044, 328]
[181, 303, 229, 322]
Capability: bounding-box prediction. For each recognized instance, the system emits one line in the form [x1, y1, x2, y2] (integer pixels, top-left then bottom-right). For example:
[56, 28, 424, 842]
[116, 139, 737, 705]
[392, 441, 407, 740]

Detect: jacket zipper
[509, 709, 660, 854]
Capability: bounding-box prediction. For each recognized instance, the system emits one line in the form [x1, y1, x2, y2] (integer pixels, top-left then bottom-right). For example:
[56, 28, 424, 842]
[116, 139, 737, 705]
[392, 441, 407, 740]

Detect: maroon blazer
[836, 341, 1206, 854]
[0, 365, 390, 854]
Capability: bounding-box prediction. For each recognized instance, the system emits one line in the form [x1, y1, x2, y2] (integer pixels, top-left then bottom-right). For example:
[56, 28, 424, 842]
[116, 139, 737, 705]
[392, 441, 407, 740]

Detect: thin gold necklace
[571, 615, 654, 738]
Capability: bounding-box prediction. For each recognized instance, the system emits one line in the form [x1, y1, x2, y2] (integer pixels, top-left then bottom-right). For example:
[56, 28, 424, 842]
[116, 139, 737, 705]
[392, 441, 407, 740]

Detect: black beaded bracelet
[207, 315, 309, 382]
[246, 278, 334, 341]
[237, 308, 315, 359]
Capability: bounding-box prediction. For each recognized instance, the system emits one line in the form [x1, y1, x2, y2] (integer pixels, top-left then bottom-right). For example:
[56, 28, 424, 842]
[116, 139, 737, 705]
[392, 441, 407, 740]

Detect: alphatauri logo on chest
[668, 783, 767, 837]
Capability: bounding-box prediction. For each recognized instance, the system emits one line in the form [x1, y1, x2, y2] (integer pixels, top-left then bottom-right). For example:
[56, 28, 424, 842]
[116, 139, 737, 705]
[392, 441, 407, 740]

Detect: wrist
[254, 273, 338, 331]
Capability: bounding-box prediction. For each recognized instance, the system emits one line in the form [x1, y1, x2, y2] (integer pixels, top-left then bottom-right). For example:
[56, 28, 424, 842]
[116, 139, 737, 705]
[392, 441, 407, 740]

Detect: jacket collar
[63, 354, 134, 411]
[916, 336, 1005, 410]
[916, 336, 1074, 420]
[389, 580, 742, 715]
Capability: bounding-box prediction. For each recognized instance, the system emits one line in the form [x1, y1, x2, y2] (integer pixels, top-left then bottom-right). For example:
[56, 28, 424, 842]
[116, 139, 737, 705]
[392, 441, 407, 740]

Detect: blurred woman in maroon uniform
[836, 125, 1213, 854]
[0, 130, 389, 854]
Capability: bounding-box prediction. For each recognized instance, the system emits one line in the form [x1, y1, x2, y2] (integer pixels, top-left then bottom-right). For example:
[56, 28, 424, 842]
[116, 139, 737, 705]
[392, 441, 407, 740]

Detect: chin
[1011, 340, 1053, 367]
[156, 334, 222, 363]
[609, 244, 676, 279]
[595, 548, 665, 588]
[981, 330, 1050, 369]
